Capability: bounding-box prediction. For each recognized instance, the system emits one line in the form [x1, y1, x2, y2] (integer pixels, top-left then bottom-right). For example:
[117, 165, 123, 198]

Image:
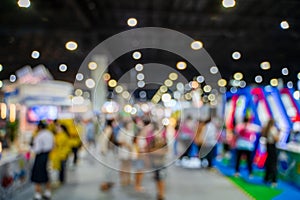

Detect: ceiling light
[10, 75, 17, 83]
[208, 94, 216, 101]
[85, 79, 95, 89]
[122, 91, 130, 99]
[282, 68, 289, 76]
[65, 41, 78, 51]
[210, 66, 219, 74]
[164, 79, 173, 87]
[255, 75, 263, 83]
[230, 87, 237, 93]
[203, 85, 212, 93]
[191, 41, 203, 50]
[232, 51, 241, 60]
[0, 80, 3, 88]
[139, 91, 147, 99]
[75, 89, 83, 96]
[124, 104, 133, 113]
[108, 79, 117, 88]
[222, 0, 236, 8]
[176, 83, 184, 91]
[88, 62, 98, 70]
[239, 80, 246, 88]
[103, 73, 111, 81]
[137, 73, 145, 81]
[135, 63, 143, 71]
[297, 72, 300, 80]
[169, 72, 178, 81]
[280, 21, 289, 30]
[31, 50, 40, 59]
[197, 75, 205, 83]
[233, 72, 243, 81]
[270, 78, 278, 87]
[0, 64, 3, 72]
[59, 64, 68, 72]
[191, 81, 199, 89]
[287, 81, 293, 89]
[132, 51, 142, 60]
[115, 85, 124, 94]
[137, 80, 145, 88]
[18, 0, 30, 8]
[76, 73, 84, 81]
[260, 61, 271, 70]
[218, 79, 227, 87]
[160, 85, 168, 93]
[127, 18, 138, 27]
[176, 61, 187, 70]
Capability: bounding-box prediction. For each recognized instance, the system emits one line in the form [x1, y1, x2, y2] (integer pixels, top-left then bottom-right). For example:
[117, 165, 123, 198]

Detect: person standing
[200, 118, 218, 168]
[262, 119, 279, 187]
[234, 117, 260, 177]
[31, 121, 54, 200]
[117, 121, 134, 186]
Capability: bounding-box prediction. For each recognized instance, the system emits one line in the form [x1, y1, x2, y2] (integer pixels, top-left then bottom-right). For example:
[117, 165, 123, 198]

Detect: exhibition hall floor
[12, 154, 249, 200]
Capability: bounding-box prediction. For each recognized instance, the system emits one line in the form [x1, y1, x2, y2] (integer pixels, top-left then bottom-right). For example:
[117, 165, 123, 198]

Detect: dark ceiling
[1, 0, 300, 86]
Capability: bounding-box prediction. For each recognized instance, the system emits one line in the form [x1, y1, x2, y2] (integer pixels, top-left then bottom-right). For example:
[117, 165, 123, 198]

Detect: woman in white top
[262, 119, 279, 187]
[31, 121, 54, 200]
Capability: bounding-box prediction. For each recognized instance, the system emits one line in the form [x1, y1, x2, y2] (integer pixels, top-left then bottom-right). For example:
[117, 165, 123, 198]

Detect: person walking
[31, 121, 54, 200]
[262, 119, 279, 187]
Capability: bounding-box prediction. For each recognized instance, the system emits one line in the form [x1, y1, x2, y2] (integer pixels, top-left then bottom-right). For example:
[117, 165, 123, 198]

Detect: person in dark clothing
[262, 119, 279, 187]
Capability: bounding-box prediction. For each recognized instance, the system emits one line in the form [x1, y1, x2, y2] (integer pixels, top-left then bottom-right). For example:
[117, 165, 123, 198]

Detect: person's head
[37, 121, 47, 130]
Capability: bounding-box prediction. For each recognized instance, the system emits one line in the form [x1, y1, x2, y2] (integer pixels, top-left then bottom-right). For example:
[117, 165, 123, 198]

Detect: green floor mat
[228, 177, 282, 200]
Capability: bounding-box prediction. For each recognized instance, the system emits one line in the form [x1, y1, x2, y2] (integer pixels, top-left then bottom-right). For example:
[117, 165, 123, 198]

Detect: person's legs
[235, 149, 242, 174]
[72, 147, 78, 165]
[34, 184, 42, 199]
[135, 172, 144, 191]
[157, 180, 165, 200]
[59, 160, 66, 183]
[245, 150, 253, 175]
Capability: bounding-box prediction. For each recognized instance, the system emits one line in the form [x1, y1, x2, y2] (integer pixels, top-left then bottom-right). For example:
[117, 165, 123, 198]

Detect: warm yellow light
[1, 103, 7, 119]
[176, 61, 187, 70]
[260, 61, 271, 70]
[160, 86, 168, 93]
[108, 79, 117, 88]
[169, 73, 178, 81]
[164, 79, 173, 87]
[270, 78, 278, 87]
[191, 41, 203, 50]
[234, 72, 243, 81]
[10, 104, 16, 123]
[88, 62, 98, 70]
[203, 85, 212, 93]
[65, 41, 78, 51]
[103, 73, 111, 81]
[218, 79, 227, 87]
[191, 81, 199, 89]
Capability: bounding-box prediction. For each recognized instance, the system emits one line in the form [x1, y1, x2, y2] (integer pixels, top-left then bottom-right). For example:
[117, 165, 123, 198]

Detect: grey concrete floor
[11, 154, 249, 200]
